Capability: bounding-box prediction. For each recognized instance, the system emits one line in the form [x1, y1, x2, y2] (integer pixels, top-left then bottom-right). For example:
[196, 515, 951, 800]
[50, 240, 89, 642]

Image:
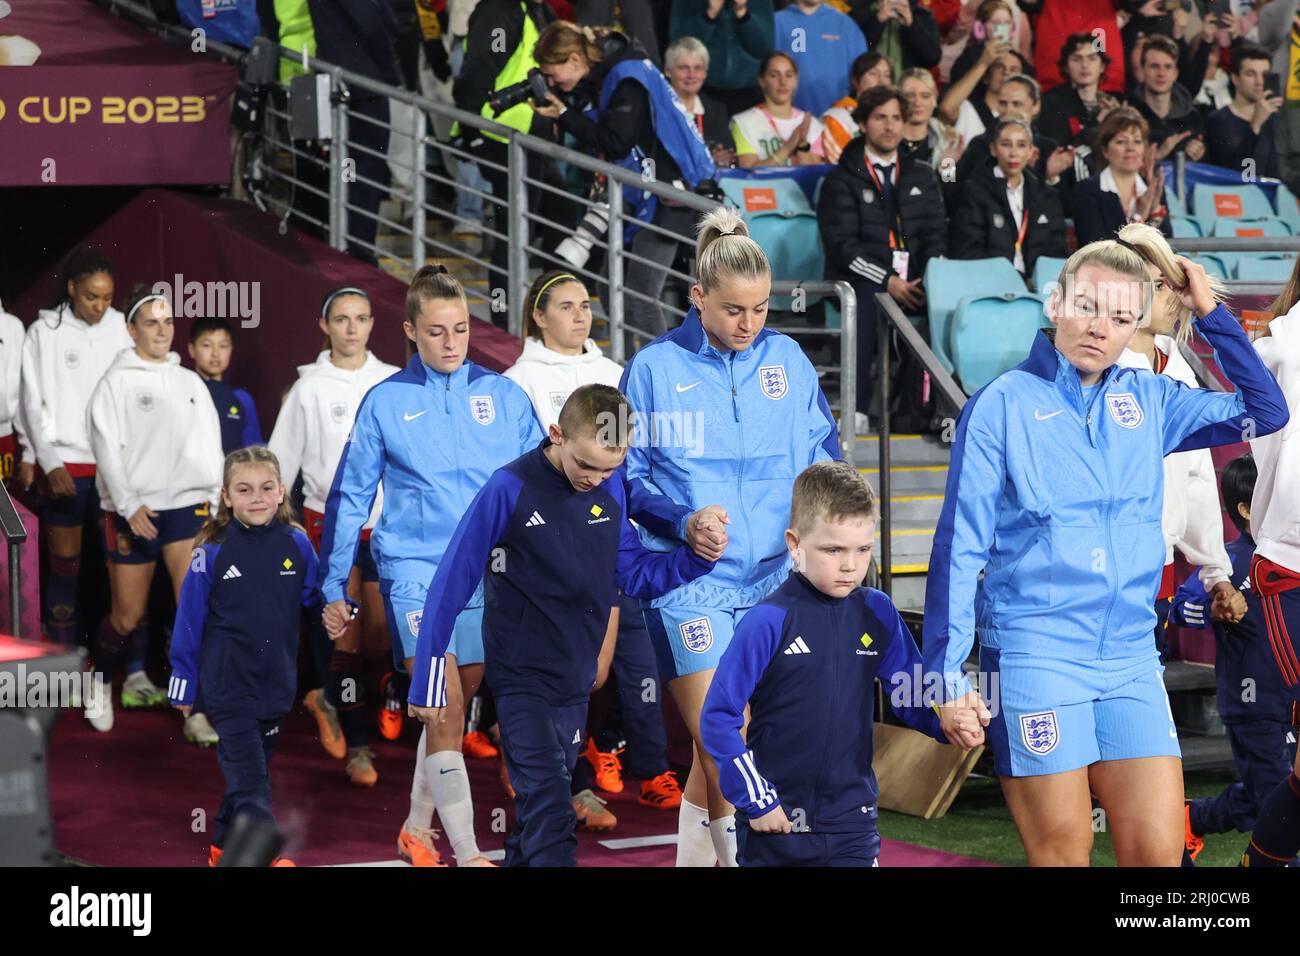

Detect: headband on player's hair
[126, 293, 167, 324]
[321, 286, 369, 319]
[533, 273, 577, 315]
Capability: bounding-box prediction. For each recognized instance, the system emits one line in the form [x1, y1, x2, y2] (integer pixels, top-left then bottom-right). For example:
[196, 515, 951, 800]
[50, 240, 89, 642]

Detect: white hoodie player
[1250, 303, 1300, 574]
[0, 301, 32, 480]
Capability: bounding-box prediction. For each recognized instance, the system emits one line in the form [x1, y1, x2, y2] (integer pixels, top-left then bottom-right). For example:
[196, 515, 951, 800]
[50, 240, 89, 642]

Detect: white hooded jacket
[503, 337, 623, 430]
[0, 306, 32, 462]
[1119, 335, 1231, 587]
[22, 304, 132, 472]
[88, 349, 223, 517]
[269, 350, 400, 519]
[1250, 305, 1300, 571]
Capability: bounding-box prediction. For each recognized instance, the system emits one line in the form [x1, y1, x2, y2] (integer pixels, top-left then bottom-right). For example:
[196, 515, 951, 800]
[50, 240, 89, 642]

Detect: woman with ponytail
[619, 207, 840, 866]
[319, 264, 543, 868]
[924, 236, 1288, 866]
[531, 20, 718, 338]
[87, 287, 223, 737]
[1113, 224, 1242, 662]
[269, 286, 399, 786]
[168, 446, 318, 867]
[21, 247, 132, 716]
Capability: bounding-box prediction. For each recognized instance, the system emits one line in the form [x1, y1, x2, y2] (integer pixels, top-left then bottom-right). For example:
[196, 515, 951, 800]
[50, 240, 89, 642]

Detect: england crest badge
[470, 395, 496, 425]
[758, 364, 788, 400]
[1106, 392, 1143, 429]
[679, 617, 714, 654]
[1019, 710, 1060, 755]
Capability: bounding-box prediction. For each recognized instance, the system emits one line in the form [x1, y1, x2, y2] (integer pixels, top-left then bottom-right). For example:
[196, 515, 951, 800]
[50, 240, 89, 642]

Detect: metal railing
[0, 482, 29, 636]
[101, 0, 864, 455]
[874, 293, 965, 596]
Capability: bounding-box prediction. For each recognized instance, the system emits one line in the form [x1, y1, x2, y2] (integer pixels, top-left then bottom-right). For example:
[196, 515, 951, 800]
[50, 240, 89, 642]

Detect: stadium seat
[1190, 254, 1230, 281]
[1169, 216, 1201, 238]
[1030, 256, 1068, 294]
[1191, 183, 1280, 232]
[720, 176, 824, 311]
[1208, 218, 1293, 273]
[1165, 187, 1188, 220]
[949, 292, 1047, 392]
[1235, 256, 1297, 283]
[923, 257, 1026, 372]
[1275, 182, 1300, 235]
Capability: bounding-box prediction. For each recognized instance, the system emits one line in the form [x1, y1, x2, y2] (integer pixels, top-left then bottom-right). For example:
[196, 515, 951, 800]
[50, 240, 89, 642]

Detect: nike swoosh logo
[675, 381, 703, 393]
[404, 411, 428, 421]
[439, 768, 461, 775]
[1034, 409, 1064, 421]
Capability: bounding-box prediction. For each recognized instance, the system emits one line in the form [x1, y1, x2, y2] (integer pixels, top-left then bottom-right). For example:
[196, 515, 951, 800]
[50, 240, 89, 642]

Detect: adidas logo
[572, 729, 581, 744]
[525, 511, 546, 527]
[783, 637, 811, 655]
[222, 565, 242, 580]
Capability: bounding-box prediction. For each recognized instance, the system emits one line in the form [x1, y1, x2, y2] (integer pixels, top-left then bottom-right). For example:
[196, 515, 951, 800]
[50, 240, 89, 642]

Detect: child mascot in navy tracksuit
[169, 446, 322, 867]
[1169, 454, 1299, 864]
[702, 461, 983, 867]
[406, 384, 718, 867]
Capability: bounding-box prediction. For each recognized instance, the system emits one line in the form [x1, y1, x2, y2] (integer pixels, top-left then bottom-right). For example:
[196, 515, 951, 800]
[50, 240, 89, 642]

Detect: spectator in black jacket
[950, 116, 1067, 279]
[846, 0, 941, 72]
[1131, 34, 1207, 162]
[817, 85, 947, 419]
[1205, 45, 1281, 180]
[1039, 33, 1124, 153]
[1073, 108, 1170, 246]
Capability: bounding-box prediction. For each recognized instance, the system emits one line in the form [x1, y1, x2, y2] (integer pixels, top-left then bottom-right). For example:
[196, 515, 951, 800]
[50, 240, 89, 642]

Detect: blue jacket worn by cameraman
[619, 307, 840, 611]
[702, 573, 945, 837]
[555, 31, 716, 228]
[924, 306, 1289, 704]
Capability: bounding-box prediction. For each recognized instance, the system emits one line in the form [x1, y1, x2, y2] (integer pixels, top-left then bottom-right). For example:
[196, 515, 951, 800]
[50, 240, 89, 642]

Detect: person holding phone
[847, 0, 942, 73]
[1204, 44, 1281, 179]
[938, 31, 1031, 146]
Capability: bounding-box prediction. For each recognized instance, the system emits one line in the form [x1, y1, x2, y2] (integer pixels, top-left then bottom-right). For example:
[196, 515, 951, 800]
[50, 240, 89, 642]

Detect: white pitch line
[596, 833, 679, 850]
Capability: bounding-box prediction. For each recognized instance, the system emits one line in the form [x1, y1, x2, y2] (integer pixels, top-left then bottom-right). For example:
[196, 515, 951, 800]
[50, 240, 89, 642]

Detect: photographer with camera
[528, 21, 718, 340]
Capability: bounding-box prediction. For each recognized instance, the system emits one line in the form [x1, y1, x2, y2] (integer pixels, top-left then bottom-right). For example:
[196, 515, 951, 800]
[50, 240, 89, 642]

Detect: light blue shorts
[981, 646, 1181, 777]
[381, 579, 484, 667]
[643, 605, 752, 681]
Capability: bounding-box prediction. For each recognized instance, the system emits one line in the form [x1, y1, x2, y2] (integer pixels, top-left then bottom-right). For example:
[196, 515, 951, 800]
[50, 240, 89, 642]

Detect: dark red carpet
[47, 704, 990, 867]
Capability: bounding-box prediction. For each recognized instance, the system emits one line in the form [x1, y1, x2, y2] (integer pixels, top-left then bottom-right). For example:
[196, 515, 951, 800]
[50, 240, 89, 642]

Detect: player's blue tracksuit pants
[209, 712, 283, 848]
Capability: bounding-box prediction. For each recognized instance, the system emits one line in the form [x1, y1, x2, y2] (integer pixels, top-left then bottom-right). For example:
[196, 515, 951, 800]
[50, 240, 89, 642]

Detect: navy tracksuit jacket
[408, 440, 714, 866]
[702, 572, 946, 866]
[203, 378, 263, 456]
[1170, 534, 1299, 836]
[168, 518, 321, 848]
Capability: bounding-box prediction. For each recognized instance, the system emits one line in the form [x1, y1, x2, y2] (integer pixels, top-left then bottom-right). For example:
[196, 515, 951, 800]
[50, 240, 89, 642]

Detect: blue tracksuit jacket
[168, 518, 321, 718]
[1170, 533, 1293, 724]
[924, 306, 1289, 702]
[319, 356, 544, 601]
[619, 306, 840, 610]
[408, 441, 716, 708]
[702, 573, 945, 829]
[204, 378, 263, 456]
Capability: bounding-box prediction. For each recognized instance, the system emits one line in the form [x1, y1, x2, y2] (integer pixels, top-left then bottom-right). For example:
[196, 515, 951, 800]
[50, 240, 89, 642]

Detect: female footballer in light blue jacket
[320, 266, 543, 868]
[619, 207, 840, 865]
[924, 228, 1288, 866]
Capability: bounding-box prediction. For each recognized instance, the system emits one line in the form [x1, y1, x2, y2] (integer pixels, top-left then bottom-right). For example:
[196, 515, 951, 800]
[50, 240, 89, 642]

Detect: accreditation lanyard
[864, 156, 906, 252]
[759, 105, 801, 165]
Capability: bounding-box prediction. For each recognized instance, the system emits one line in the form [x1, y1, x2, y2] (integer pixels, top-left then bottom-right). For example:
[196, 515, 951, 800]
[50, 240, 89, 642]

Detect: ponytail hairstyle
[404, 264, 467, 361]
[534, 21, 611, 68]
[51, 245, 115, 322]
[1115, 222, 1227, 343]
[522, 270, 584, 345]
[695, 207, 770, 295]
[195, 446, 301, 546]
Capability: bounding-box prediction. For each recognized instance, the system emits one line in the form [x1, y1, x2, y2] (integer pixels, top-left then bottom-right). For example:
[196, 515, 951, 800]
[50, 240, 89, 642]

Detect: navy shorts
[736, 826, 881, 867]
[104, 503, 211, 564]
[41, 473, 100, 528]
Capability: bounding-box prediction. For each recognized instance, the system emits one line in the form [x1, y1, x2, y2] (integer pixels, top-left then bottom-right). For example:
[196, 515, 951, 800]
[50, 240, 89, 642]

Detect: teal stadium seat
[1190, 254, 1230, 281]
[923, 257, 1026, 372]
[720, 176, 824, 312]
[949, 292, 1048, 392]
[1235, 256, 1297, 282]
[1169, 216, 1202, 238]
[1275, 183, 1300, 234]
[1165, 187, 1188, 220]
[1209, 218, 1293, 273]
[1191, 183, 1280, 233]
[1030, 256, 1069, 294]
